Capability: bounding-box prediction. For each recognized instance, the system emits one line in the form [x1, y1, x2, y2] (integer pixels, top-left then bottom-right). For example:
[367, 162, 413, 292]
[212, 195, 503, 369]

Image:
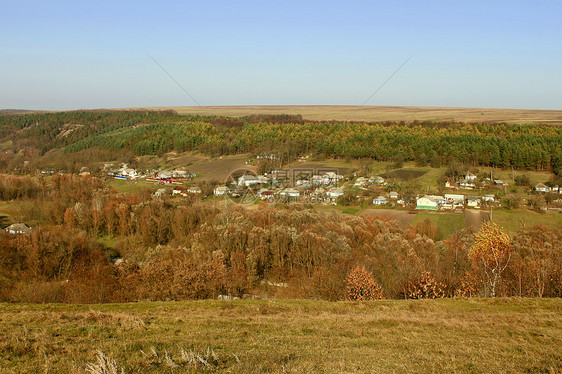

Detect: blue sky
[1, 0, 561, 110]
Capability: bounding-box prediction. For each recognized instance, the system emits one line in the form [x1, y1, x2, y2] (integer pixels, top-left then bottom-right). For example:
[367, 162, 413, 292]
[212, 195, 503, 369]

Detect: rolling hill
[130, 105, 562, 124]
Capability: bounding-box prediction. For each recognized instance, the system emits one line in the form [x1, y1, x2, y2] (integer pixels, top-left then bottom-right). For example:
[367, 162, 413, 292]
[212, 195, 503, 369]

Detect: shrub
[345, 266, 384, 300]
[408, 271, 446, 299]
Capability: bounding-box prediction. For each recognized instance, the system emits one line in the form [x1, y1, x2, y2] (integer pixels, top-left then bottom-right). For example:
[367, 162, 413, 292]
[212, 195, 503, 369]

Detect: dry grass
[187, 155, 254, 182]
[129, 105, 562, 124]
[0, 299, 561, 373]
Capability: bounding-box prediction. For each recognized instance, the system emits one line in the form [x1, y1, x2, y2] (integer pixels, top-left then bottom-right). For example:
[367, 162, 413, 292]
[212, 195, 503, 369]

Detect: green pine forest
[1, 110, 561, 172]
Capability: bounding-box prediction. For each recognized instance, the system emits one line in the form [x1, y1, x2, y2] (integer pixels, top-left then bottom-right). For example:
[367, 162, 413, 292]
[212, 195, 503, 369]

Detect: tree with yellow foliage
[469, 222, 512, 297]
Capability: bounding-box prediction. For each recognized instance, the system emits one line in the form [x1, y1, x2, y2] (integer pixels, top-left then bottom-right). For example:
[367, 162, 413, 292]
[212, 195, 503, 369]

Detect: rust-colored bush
[407, 271, 446, 299]
[345, 266, 384, 301]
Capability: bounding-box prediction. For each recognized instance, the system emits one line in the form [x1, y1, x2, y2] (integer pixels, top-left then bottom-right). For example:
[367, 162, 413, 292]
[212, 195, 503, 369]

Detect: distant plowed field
[131, 105, 562, 123]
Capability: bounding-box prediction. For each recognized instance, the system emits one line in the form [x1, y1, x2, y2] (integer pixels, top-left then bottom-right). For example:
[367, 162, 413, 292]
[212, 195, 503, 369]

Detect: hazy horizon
[2, 1, 561, 111]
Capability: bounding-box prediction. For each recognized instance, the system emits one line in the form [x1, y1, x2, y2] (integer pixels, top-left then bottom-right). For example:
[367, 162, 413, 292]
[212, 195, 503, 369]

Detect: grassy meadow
[1, 299, 561, 373]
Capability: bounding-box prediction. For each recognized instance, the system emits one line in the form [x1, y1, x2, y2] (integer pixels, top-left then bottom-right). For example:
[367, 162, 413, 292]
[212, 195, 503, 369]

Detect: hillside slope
[133, 105, 562, 123]
[1, 299, 560, 373]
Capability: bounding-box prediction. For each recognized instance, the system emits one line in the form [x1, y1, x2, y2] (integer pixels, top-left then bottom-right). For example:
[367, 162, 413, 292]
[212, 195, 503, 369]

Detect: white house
[173, 170, 189, 178]
[322, 172, 343, 185]
[257, 188, 275, 199]
[389, 191, 399, 200]
[416, 195, 443, 210]
[158, 171, 173, 179]
[214, 186, 229, 196]
[187, 186, 202, 194]
[373, 196, 388, 205]
[482, 194, 495, 202]
[370, 176, 385, 184]
[535, 183, 550, 192]
[459, 179, 476, 189]
[444, 194, 465, 204]
[463, 172, 477, 180]
[173, 187, 186, 196]
[354, 177, 368, 187]
[281, 188, 300, 198]
[327, 187, 345, 198]
[238, 175, 262, 187]
[466, 196, 480, 208]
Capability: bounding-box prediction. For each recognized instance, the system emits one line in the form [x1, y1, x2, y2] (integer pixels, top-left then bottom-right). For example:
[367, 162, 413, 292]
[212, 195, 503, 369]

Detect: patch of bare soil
[464, 209, 490, 229]
[189, 156, 256, 182]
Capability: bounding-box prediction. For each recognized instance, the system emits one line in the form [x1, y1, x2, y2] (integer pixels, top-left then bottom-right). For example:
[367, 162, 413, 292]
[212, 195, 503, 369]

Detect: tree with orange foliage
[345, 266, 384, 301]
[407, 271, 445, 299]
[469, 222, 512, 297]
[454, 271, 480, 298]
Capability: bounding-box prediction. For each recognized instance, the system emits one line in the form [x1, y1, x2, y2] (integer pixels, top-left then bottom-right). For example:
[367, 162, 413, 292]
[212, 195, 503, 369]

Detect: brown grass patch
[1, 299, 560, 373]
[128, 105, 562, 124]
[382, 169, 427, 180]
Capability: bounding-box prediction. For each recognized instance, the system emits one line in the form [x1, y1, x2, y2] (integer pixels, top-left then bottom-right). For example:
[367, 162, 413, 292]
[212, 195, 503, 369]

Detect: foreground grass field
[1, 299, 561, 373]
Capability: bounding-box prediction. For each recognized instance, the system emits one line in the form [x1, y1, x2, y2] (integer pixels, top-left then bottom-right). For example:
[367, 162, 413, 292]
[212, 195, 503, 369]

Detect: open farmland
[132, 105, 562, 124]
[1, 299, 561, 373]
[188, 155, 255, 182]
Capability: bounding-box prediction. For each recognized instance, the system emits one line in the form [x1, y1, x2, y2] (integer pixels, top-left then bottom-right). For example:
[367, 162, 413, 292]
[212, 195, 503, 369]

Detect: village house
[280, 188, 300, 198]
[389, 191, 399, 200]
[213, 186, 229, 196]
[416, 195, 444, 210]
[482, 194, 496, 202]
[238, 174, 268, 187]
[158, 171, 173, 179]
[296, 179, 312, 188]
[311, 175, 324, 186]
[5, 223, 32, 235]
[353, 177, 368, 187]
[466, 196, 480, 208]
[535, 183, 550, 192]
[154, 188, 172, 197]
[257, 188, 275, 200]
[322, 172, 343, 185]
[173, 186, 186, 196]
[115, 164, 139, 180]
[370, 176, 385, 184]
[172, 170, 189, 178]
[327, 187, 344, 198]
[187, 186, 202, 194]
[230, 188, 244, 198]
[444, 194, 465, 205]
[459, 179, 476, 189]
[373, 196, 388, 205]
[462, 171, 477, 180]
[313, 187, 326, 196]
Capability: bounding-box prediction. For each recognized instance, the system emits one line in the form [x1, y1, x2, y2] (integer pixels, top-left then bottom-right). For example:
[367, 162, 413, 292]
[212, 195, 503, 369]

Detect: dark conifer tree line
[1, 111, 561, 172]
